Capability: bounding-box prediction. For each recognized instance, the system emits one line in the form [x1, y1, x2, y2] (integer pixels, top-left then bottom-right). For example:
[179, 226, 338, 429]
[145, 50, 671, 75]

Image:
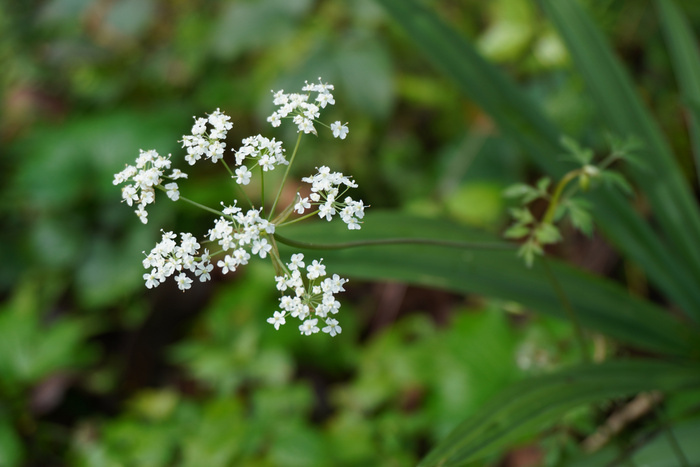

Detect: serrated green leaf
[503, 183, 539, 202]
[517, 239, 542, 268]
[560, 135, 593, 165]
[534, 223, 561, 245]
[503, 224, 531, 239]
[565, 198, 593, 236]
[599, 170, 633, 195]
[508, 207, 534, 224]
[535, 176, 552, 193]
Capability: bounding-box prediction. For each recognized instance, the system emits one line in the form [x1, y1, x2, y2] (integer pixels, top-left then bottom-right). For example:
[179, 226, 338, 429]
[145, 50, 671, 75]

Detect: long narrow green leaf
[567, 416, 700, 467]
[279, 212, 700, 357]
[657, 0, 700, 184]
[540, 0, 700, 322]
[374, 0, 700, 320]
[417, 359, 700, 467]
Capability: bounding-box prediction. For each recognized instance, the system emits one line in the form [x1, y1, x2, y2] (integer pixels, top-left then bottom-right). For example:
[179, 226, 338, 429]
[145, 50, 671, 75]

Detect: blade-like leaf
[540, 0, 700, 322]
[374, 0, 700, 320]
[566, 416, 700, 467]
[417, 359, 700, 467]
[278, 212, 700, 357]
[657, 0, 700, 185]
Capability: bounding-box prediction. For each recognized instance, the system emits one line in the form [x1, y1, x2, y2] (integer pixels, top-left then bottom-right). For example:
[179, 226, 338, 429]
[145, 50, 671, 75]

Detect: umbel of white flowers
[113, 79, 361, 337]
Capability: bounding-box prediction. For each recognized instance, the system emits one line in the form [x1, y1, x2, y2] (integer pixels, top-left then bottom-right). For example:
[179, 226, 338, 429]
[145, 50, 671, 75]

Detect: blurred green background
[2, 0, 699, 465]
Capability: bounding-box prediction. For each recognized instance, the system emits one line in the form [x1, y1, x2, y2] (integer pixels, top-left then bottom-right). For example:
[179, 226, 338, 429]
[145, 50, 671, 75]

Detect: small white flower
[175, 273, 193, 291]
[331, 121, 349, 139]
[195, 261, 213, 282]
[267, 311, 286, 330]
[232, 248, 251, 266]
[306, 259, 326, 280]
[318, 202, 335, 221]
[294, 196, 310, 214]
[299, 318, 319, 336]
[169, 169, 188, 179]
[322, 318, 342, 336]
[345, 217, 361, 230]
[252, 238, 272, 258]
[289, 253, 305, 270]
[218, 255, 237, 274]
[235, 166, 252, 185]
[165, 182, 180, 201]
[275, 275, 288, 291]
[135, 205, 149, 224]
[144, 270, 160, 289]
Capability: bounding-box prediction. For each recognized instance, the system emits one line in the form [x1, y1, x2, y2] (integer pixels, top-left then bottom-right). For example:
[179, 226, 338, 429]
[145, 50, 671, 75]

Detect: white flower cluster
[141, 205, 277, 292]
[267, 77, 349, 139]
[115, 79, 362, 337]
[296, 166, 366, 229]
[233, 135, 288, 185]
[142, 231, 211, 291]
[181, 109, 233, 165]
[267, 254, 345, 336]
[208, 204, 276, 269]
[113, 149, 188, 224]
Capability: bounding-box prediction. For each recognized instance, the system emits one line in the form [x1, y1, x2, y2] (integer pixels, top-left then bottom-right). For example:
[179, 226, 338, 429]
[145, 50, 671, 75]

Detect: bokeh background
[2, 0, 699, 465]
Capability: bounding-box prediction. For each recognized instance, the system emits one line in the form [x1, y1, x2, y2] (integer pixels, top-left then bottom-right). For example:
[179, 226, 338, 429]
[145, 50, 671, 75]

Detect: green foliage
[71, 268, 555, 466]
[3, 0, 700, 465]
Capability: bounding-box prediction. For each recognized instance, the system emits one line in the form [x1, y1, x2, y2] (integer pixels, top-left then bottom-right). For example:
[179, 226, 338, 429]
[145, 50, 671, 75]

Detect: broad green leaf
[418, 359, 700, 467]
[540, 0, 700, 322]
[278, 212, 700, 357]
[374, 0, 700, 320]
[656, 0, 700, 185]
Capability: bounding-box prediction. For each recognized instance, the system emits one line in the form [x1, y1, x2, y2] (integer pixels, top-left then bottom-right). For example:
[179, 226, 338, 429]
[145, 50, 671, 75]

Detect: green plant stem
[157, 188, 225, 218]
[541, 256, 590, 363]
[542, 169, 581, 224]
[260, 165, 265, 217]
[269, 132, 303, 220]
[277, 210, 320, 227]
[268, 235, 289, 277]
[221, 159, 254, 208]
[273, 234, 516, 251]
[220, 158, 236, 179]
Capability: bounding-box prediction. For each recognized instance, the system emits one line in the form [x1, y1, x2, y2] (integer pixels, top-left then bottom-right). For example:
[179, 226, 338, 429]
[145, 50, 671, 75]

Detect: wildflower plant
[503, 136, 636, 267]
[113, 79, 362, 337]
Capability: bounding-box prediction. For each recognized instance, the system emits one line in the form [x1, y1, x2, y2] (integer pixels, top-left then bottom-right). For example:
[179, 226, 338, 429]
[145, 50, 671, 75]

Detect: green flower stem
[157, 187, 225, 218]
[220, 159, 236, 179]
[542, 169, 581, 225]
[541, 256, 590, 363]
[221, 159, 253, 208]
[269, 132, 303, 220]
[277, 210, 320, 227]
[273, 234, 516, 251]
[260, 165, 265, 217]
[268, 235, 289, 277]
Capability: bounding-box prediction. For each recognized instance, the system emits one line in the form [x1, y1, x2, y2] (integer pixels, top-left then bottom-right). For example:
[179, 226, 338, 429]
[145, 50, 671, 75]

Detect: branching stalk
[269, 132, 303, 219]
